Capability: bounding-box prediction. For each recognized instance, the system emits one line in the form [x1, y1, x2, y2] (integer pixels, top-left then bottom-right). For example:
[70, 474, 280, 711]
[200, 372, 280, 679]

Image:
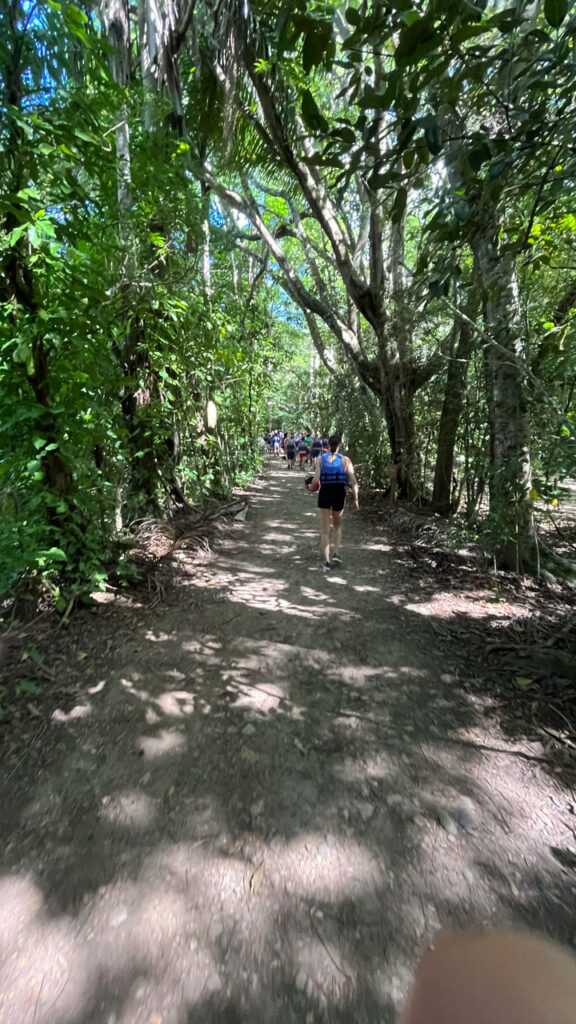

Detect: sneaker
[331, 555, 343, 565]
[322, 562, 332, 573]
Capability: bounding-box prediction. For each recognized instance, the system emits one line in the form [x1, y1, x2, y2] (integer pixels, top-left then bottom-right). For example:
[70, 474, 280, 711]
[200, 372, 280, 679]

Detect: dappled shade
[1, 466, 575, 1024]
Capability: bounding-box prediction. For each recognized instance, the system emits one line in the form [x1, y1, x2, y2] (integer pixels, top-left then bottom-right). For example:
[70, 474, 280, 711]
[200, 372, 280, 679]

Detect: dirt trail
[1, 464, 575, 1024]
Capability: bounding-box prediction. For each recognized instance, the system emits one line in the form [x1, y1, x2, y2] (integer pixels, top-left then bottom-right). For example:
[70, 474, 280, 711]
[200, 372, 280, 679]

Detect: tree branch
[303, 311, 338, 374]
[244, 63, 383, 330]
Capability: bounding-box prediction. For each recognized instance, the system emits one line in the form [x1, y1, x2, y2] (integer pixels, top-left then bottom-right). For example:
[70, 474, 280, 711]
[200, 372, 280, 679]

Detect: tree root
[536, 543, 576, 585]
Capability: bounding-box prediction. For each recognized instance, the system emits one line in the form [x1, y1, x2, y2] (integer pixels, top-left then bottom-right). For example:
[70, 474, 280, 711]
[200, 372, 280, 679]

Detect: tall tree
[180, 3, 448, 498]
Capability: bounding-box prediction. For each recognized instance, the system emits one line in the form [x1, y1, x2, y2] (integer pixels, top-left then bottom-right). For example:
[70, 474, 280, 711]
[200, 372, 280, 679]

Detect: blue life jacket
[320, 452, 349, 485]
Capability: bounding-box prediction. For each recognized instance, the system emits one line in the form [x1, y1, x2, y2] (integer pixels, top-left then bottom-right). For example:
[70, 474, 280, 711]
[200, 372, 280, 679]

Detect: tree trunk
[432, 301, 477, 514]
[120, 319, 160, 517]
[104, 0, 161, 517]
[201, 181, 212, 297]
[472, 229, 536, 570]
[379, 370, 420, 500]
[382, 209, 421, 499]
[105, 0, 132, 234]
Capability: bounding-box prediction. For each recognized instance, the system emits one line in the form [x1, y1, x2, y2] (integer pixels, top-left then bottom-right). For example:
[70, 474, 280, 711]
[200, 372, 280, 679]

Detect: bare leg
[400, 929, 576, 1024]
[332, 509, 343, 557]
[319, 508, 331, 564]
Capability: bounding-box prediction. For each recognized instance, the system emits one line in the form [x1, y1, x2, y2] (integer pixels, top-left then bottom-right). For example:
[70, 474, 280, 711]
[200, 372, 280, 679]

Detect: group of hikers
[264, 430, 327, 469]
[263, 429, 359, 573]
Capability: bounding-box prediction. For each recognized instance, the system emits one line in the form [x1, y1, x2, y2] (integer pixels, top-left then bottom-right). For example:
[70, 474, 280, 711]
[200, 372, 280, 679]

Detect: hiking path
[1, 462, 575, 1024]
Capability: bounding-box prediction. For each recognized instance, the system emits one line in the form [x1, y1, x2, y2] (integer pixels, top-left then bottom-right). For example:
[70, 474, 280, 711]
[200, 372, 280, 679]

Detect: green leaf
[301, 89, 329, 134]
[333, 126, 356, 145]
[395, 16, 440, 65]
[8, 224, 27, 245]
[26, 646, 44, 664]
[345, 7, 361, 26]
[302, 25, 332, 73]
[367, 170, 393, 190]
[17, 681, 41, 695]
[468, 142, 491, 172]
[488, 156, 513, 179]
[391, 187, 407, 224]
[422, 116, 442, 156]
[454, 199, 470, 222]
[45, 547, 68, 562]
[544, 0, 568, 27]
[67, 3, 89, 23]
[302, 32, 319, 74]
[452, 23, 488, 44]
[357, 85, 395, 110]
[73, 128, 98, 143]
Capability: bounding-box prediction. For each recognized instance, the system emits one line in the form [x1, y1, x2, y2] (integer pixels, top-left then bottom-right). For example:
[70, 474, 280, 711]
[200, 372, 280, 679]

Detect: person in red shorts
[297, 437, 309, 470]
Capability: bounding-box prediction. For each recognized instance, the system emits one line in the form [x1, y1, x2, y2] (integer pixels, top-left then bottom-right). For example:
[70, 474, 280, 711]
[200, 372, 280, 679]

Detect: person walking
[308, 435, 359, 572]
[310, 434, 322, 464]
[298, 436, 309, 470]
[285, 433, 296, 469]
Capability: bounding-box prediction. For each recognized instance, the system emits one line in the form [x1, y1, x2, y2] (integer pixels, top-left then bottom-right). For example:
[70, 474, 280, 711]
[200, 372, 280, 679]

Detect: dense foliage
[0, 0, 284, 605]
[1, 0, 575, 608]
[190, 0, 576, 572]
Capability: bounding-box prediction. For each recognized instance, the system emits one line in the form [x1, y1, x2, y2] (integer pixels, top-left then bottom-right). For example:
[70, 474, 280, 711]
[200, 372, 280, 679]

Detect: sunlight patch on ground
[100, 790, 158, 830]
[184, 635, 223, 650]
[333, 754, 396, 783]
[137, 728, 187, 759]
[52, 703, 93, 723]
[226, 573, 349, 619]
[227, 575, 288, 607]
[0, 828, 383, 1022]
[404, 591, 524, 620]
[299, 585, 334, 602]
[0, 878, 94, 1024]
[269, 833, 382, 901]
[154, 690, 195, 717]
[328, 664, 399, 687]
[258, 543, 298, 556]
[143, 629, 174, 643]
[227, 681, 286, 713]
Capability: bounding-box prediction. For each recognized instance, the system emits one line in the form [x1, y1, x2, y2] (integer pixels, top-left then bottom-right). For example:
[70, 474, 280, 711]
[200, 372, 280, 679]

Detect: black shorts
[318, 484, 346, 511]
